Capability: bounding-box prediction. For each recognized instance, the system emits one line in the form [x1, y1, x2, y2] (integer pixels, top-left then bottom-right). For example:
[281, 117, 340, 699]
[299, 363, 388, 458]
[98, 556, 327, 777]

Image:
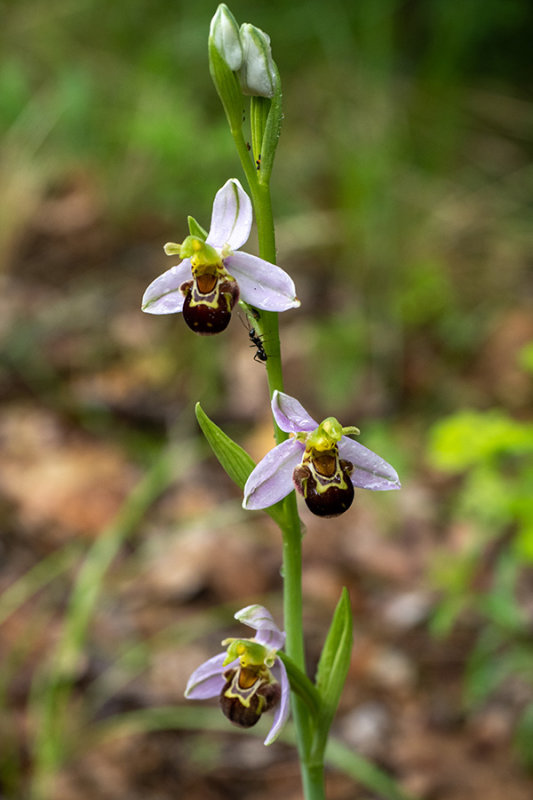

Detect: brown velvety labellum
[304, 478, 354, 517]
[219, 668, 281, 729]
[219, 691, 263, 728]
[181, 276, 239, 335]
[293, 456, 355, 518]
[182, 294, 233, 334]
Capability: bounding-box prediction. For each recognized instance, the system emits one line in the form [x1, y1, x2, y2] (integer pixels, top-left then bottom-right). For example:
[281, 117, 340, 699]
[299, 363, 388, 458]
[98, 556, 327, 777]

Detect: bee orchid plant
[142, 6, 401, 799]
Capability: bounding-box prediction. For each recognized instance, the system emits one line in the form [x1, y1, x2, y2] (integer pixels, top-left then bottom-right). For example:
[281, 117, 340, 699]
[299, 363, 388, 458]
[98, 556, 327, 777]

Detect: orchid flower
[185, 604, 290, 745]
[243, 391, 401, 517]
[141, 179, 299, 334]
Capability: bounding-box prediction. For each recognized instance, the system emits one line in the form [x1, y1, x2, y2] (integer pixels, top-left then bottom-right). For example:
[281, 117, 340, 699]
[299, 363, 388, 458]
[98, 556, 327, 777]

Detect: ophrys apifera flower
[185, 605, 290, 744]
[243, 391, 401, 517]
[142, 179, 299, 334]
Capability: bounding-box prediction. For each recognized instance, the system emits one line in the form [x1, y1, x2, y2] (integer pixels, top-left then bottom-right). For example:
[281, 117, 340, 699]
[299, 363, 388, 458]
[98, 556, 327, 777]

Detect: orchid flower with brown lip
[142, 179, 299, 334]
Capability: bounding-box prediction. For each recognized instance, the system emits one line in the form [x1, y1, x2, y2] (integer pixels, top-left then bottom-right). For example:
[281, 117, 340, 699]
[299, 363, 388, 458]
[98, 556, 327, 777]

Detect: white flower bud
[239, 23, 278, 98]
[209, 4, 243, 71]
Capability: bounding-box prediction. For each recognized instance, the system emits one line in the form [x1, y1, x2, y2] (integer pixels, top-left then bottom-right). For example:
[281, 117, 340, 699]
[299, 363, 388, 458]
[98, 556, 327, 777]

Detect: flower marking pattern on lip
[141, 179, 299, 334]
[184, 605, 290, 745]
[243, 391, 401, 517]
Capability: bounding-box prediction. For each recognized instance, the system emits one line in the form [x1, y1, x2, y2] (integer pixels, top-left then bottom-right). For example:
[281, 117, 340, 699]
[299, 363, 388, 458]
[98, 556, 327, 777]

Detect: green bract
[187, 215, 208, 241]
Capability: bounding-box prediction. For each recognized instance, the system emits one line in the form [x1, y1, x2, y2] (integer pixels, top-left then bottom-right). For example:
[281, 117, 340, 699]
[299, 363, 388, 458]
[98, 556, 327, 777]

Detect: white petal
[225, 252, 300, 311]
[339, 437, 401, 491]
[272, 391, 317, 434]
[141, 261, 191, 315]
[206, 179, 252, 251]
[243, 438, 304, 510]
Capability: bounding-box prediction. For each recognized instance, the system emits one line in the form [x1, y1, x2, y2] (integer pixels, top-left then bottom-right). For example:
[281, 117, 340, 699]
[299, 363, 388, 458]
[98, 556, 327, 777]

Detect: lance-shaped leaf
[195, 403, 286, 526]
[312, 587, 353, 758]
[196, 402, 255, 489]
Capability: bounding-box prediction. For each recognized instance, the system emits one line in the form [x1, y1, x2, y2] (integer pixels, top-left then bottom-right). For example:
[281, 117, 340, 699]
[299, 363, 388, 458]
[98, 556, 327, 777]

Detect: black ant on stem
[240, 312, 267, 364]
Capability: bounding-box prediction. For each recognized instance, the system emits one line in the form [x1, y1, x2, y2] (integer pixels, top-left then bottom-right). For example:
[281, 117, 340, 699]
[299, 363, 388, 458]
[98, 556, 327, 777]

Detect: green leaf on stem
[277, 651, 321, 718]
[195, 403, 285, 525]
[313, 587, 353, 755]
[196, 402, 255, 490]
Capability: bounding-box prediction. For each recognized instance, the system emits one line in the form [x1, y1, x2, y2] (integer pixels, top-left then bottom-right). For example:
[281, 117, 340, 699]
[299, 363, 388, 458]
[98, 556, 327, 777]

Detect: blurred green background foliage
[1, 0, 533, 797]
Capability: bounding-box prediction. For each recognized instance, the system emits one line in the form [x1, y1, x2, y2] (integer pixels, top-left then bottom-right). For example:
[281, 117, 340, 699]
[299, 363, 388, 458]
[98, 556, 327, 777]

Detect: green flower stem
[249, 181, 286, 439]
[280, 491, 316, 785]
[232, 130, 325, 800]
[302, 763, 327, 800]
[231, 126, 260, 210]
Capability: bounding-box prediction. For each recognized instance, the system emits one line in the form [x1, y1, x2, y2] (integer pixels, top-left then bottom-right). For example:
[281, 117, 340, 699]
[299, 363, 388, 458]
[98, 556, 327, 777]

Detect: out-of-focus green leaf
[514, 522, 533, 563]
[515, 702, 533, 769]
[518, 342, 533, 375]
[428, 410, 533, 472]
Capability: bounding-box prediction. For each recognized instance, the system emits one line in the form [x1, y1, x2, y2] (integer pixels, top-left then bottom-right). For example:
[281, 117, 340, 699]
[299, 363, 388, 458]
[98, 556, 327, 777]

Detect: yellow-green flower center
[165, 235, 223, 270]
[222, 637, 276, 669]
[300, 417, 360, 454]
